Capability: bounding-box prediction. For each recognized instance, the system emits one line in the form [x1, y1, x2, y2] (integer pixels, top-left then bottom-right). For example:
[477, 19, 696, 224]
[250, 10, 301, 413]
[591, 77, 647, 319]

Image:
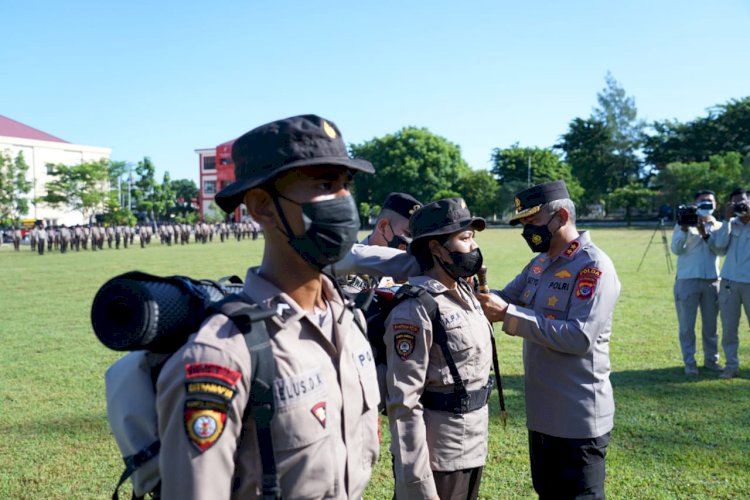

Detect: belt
[421, 378, 494, 415]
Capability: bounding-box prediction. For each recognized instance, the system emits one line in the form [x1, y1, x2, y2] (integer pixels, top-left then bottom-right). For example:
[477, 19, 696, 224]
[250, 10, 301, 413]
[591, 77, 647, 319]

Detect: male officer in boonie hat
[336, 192, 423, 291]
[156, 114, 381, 499]
[387, 197, 494, 500]
[477, 180, 621, 498]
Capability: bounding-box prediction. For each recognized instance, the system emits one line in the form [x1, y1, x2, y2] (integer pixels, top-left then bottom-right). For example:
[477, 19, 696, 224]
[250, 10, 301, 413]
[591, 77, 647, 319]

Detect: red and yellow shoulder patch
[575, 267, 601, 300]
[185, 408, 227, 451]
[394, 332, 416, 360]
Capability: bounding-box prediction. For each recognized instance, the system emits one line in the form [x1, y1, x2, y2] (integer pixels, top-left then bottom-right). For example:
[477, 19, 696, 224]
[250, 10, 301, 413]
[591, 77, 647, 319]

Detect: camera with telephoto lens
[676, 204, 698, 227]
[733, 201, 750, 216]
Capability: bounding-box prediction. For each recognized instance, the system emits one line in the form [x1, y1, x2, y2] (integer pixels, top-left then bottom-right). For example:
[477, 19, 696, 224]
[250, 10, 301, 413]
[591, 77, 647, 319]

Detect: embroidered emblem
[532, 265, 543, 275]
[545, 314, 556, 319]
[554, 269, 572, 279]
[564, 241, 580, 257]
[322, 120, 337, 139]
[531, 234, 543, 245]
[547, 295, 559, 307]
[576, 279, 597, 299]
[186, 381, 236, 401]
[185, 408, 226, 451]
[514, 197, 521, 210]
[311, 402, 327, 428]
[274, 370, 326, 409]
[409, 204, 420, 215]
[393, 323, 419, 333]
[185, 363, 241, 385]
[578, 267, 602, 279]
[395, 333, 415, 360]
[548, 281, 569, 291]
[539, 257, 546, 263]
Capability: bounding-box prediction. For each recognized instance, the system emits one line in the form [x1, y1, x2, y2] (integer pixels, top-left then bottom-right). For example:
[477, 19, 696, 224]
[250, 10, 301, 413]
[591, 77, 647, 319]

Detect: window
[204, 180, 216, 195]
[46, 164, 55, 175]
[203, 156, 216, 170]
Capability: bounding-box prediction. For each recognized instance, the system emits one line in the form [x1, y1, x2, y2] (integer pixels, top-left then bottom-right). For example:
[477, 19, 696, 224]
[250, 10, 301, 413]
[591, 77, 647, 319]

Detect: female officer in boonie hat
[384, 198, 495, 500]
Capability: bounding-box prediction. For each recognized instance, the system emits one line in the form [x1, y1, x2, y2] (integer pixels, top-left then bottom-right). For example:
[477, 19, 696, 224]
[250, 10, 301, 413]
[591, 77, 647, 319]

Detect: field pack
[92, 272, 280, 499]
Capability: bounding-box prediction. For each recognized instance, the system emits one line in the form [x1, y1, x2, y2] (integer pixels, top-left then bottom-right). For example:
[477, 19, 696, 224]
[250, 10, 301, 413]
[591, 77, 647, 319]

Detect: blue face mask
[273, 193, 361, 270]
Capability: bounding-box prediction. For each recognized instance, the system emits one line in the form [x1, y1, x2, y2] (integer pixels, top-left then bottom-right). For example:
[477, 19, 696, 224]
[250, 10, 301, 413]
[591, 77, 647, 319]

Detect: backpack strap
[211, 297, 281, 500]
[112, 440, 161, 500]
[396, 285, 472, 415]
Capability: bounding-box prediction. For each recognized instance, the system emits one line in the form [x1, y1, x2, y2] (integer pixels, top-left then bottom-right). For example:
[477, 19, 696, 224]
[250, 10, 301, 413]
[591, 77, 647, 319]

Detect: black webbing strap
[212, 297, 281, 500]
[489, 333, 508, 426]
[397, 285, 471, 415]
[421, 378, 494, 414]
[112, 440, 161, 500]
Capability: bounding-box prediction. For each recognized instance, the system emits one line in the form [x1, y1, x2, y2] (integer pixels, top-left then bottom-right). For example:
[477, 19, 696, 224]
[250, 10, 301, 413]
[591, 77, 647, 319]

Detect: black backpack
[94, 273, 283, 500]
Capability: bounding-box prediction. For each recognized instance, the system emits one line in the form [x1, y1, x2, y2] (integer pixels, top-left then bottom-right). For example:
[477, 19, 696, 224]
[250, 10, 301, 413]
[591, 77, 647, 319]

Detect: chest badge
[547, 295, 559, 307]
[554, 269, 572, 279]
[311, 402, 327, 428]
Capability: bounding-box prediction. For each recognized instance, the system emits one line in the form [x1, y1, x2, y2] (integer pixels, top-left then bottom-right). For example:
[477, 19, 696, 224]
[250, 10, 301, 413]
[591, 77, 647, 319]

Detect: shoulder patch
[393, 322, 419, 333]
[394, 333, 415, 360]
[575, 279, 597, 299]
[185, 408, 227, 452]
[578, 267, 602, 280]
[185, 363, 241, 385]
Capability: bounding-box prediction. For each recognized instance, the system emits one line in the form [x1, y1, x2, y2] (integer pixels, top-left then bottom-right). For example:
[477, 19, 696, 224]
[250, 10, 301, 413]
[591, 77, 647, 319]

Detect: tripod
[637, 217, 673, 273]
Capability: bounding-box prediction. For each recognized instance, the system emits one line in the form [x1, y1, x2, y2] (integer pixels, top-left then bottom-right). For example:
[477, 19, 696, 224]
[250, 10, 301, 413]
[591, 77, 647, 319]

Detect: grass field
[1, 227, 749, 499]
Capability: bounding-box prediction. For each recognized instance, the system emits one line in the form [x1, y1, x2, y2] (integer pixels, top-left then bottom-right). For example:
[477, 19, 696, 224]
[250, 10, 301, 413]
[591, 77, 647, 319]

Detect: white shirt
[708, 217, 750, 283]
[671, 222, 721, 280]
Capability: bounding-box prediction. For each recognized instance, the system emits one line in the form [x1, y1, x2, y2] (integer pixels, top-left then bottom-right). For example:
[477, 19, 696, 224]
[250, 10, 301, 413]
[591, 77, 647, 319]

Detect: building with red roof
[0, 115, 111, 225]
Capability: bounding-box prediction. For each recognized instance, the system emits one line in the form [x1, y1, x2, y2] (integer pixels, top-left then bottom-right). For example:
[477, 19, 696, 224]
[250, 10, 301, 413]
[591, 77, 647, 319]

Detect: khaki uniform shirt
[385, 276, 493, 499]
[498, 231, 620, 439]
[156, 269, 380, 499]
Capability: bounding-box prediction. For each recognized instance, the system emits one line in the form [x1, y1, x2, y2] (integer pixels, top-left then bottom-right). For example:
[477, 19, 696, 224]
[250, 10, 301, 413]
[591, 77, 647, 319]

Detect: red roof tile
[0, 115, 69, 143]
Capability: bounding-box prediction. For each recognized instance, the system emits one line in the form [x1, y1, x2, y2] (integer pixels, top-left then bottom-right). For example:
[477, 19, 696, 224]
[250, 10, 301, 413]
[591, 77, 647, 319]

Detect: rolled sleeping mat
[91, 271, 243, 353]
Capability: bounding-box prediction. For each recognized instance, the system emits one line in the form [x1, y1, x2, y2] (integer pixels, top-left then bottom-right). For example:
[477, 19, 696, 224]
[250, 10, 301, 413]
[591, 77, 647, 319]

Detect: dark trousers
[529, 430, 609, 500]
[392, 459, 483, 500]
[433, 467, 483, 500]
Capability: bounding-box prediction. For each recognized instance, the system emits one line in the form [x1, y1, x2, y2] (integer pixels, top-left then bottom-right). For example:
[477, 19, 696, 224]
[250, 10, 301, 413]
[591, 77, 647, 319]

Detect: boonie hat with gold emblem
[408, 198, 485, 254]
[381, 192, 423, 219]
[215, 114, 375, 213]
[509, 180, 570, 226]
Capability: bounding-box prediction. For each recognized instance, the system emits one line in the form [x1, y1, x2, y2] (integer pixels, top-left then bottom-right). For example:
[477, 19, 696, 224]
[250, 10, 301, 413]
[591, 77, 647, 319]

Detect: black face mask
[437, 247, 484, 279]
[383, 222, 410, 250]
[273, 193, 361, 270]
[522, 213, 559, 253]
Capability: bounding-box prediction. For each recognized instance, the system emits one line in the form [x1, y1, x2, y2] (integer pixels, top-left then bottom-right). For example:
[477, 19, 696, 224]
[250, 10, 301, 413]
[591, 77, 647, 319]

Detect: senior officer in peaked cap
[156, 114, 381, 499]
[476, 180, 621, 499]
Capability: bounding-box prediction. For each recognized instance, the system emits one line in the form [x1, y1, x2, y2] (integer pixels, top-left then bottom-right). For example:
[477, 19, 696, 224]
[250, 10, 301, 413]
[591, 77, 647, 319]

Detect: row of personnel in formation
[137, 114, 621, 499]
[0, 221, 262, 254]
[671, 188, 750, 379]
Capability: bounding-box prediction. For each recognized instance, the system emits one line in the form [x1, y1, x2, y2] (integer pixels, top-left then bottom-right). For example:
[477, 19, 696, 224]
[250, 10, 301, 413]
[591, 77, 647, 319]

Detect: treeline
[2, 73, 748, 226]
[351, 73, 750, 222]
[0, 154, 201, 226]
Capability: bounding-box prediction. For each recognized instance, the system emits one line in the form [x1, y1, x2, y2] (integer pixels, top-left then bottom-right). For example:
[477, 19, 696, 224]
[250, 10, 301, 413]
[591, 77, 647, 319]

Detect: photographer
[708, 188, 750, 379]
[671, 190, 723, 376]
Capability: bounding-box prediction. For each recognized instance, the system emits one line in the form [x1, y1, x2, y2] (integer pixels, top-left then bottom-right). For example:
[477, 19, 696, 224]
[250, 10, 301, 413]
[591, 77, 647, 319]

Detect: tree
[490, 144, 583, 217]
[350, 127, 472, 207]
[556, 118, 615, 209]
[0, 150, 32, 224]
[644, 96, 750, 169]
[42, 159, 110, 223]
[454, 169, 499, 218]
[132, 157, 159, 221]
[607, 182, 656, 225]
[157, 171, 176, 220]
[171, 178, 200, 217]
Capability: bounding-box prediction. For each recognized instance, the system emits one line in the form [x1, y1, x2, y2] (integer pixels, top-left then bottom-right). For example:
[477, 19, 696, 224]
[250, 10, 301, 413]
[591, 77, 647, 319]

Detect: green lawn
[1, 227, 748, 499]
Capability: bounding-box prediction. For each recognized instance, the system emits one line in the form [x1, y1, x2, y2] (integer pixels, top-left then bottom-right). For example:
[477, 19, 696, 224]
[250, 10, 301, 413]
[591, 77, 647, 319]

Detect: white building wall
[0, 135, 111, 226]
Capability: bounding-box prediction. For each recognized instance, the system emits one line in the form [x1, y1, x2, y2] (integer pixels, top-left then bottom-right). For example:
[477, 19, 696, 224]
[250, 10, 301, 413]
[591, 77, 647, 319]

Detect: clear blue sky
[3, 1, 748, 184]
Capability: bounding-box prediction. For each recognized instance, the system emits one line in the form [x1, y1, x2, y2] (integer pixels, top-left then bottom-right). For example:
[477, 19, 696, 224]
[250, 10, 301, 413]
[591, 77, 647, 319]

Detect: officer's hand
[475, 292, 508, 322]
